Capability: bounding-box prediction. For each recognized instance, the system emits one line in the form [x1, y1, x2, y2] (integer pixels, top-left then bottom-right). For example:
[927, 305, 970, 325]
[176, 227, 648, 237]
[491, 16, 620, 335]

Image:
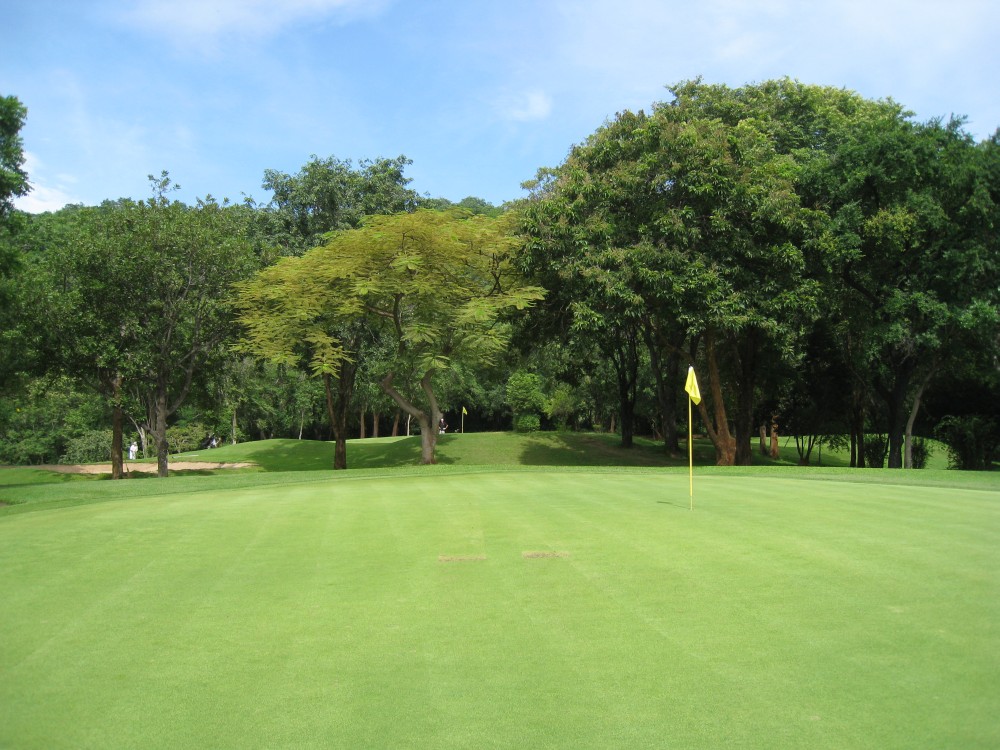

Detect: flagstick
[688, 396, 694, 511]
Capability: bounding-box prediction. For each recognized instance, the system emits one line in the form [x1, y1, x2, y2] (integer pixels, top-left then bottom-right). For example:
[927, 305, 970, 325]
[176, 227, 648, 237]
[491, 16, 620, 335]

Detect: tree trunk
[392, 410, 400, 437]
[619, 377, 635, 449]
[732, 331, 759, 466]
[609, 326, 638, 449]
[323, 373, 348, 470]
[660, 348, 681, 453]
[850, 396, 866, 468]
[884, 379, 911, 470]
[109, 374, 124, 479]
[153, 382, 170, 478]
[759, 423, 768, 456]
[696, 332, 737, 466]
[904, 366, 936, 469]
[127, 408, 149, 457]
[380, 370, 439, 464]
[373, 412, 380, 438]
[359, 406, 366, 439]
[642, 321, 682, 456]
[769, 417, 779, 460]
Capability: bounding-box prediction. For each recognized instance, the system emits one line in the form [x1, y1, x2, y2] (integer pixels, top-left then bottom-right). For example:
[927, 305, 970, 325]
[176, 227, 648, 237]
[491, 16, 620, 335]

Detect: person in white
[128, 441, 138, 461]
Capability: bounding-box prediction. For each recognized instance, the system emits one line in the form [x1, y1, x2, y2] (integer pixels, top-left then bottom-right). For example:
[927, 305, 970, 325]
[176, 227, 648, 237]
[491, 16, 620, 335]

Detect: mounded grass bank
[1, 468, 998, 748]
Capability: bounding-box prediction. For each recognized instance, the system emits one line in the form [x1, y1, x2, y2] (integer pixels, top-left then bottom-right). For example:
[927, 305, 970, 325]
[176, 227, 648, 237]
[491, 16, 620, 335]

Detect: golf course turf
[1, 436, 998, 748]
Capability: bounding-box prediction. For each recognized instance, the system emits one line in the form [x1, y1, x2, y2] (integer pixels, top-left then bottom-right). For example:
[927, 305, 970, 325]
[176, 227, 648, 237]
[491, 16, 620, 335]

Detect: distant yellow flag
[685, 366, 702, 405]
[462, 406, 468, 415]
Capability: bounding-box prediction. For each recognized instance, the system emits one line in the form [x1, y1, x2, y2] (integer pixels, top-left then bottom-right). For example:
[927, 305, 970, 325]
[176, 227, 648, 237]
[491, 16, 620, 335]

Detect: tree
[0, 95, 29, 223]
[237, 209, 544, 464]
[24, 175, 261, 477]
[519, 81, 821, 464]
[818, 115, 1000, 468]
[261, 154, 419, 253]
[0, 95, 31, 390]
[506, 370, 545, 432]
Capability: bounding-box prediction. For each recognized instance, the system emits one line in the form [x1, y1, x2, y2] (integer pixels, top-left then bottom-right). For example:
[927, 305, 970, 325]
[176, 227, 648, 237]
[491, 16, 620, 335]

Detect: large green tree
[261, 154, 420, 254]
[0, 95, 29, 223]
[23, 175, 260, 477]
[519, 81, 821, 464]
[237, 209, 544, 465]
[0, 95, 31, 390]
[815, 114, 999, 468]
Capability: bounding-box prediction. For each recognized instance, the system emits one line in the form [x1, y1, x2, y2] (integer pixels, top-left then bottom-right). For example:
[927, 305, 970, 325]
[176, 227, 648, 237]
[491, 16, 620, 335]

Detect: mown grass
[0, 462, 997, 748]
[143, 430, 849, 473]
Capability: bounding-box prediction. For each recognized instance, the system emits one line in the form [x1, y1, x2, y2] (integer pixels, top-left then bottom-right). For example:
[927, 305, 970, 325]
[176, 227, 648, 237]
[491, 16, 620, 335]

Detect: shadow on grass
[349, 435, 457, 468]
[517, 432, 716, 468]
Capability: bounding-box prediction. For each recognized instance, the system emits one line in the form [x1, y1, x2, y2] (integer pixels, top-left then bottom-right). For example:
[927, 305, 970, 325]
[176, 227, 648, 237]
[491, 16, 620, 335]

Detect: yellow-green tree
[236, 209, 544, 465]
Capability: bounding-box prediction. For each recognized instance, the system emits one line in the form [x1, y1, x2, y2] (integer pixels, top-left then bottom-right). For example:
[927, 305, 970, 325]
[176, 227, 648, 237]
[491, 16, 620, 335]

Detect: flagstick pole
[688, 396, 694, 511]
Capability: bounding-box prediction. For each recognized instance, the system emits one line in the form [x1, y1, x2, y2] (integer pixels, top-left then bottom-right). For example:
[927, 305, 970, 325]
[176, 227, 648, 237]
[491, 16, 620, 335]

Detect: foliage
[59, 429, 113, 465]
[545, 382, 578, 430]
[863, 434, 889, 469]
[518, 77, 998, 468]
[165, 422, 212, 455]
[505, 371, 545, 417]
[237, 209, 544, 464]
[261, 154, 419, 253]
[0, 95, 29, 222]
[513, 413, 541, 433]
[0, 375, 109, 465]
[935, 415, 998, 470]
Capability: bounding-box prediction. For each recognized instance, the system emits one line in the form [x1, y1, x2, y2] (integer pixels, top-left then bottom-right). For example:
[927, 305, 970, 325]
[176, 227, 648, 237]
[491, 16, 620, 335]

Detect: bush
[165, 422, 212, 454]
[936, 415, 998, 470]
[514, 414, 541, 433]
[506, 371, 545, 415]
[863, 435, 888, 469]
[545, 383, 578, 430]
[507, 371, 545, 434]
[59, 430, 113, 464]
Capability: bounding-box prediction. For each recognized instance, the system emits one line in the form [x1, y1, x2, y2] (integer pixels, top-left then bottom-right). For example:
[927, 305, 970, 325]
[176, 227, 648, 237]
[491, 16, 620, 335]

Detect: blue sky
[5, 0, 1000, 212]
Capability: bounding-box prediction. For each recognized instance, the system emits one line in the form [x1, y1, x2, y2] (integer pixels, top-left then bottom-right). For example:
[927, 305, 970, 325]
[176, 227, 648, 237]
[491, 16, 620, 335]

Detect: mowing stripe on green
[1, 471, 998, 748]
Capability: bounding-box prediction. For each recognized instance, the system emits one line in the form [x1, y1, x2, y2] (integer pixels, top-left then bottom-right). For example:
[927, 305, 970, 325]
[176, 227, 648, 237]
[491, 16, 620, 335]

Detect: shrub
[863, 435, 888, 469]
[506, 371, 545, 415]
[936, 415, 998, 470]
[514, 414, 541, 433]
[59, 430, 113, 464]
[166, 422, 212, 454]
[545, 383, 578, 430]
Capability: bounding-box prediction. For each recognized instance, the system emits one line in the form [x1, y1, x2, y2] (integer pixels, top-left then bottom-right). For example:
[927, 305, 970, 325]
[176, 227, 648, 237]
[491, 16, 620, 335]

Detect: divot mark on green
[438, 554, 486, 562]
[522, 550, 570, 559]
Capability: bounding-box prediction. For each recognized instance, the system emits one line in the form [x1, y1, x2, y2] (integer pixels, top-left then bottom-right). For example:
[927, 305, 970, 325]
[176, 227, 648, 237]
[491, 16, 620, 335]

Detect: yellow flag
[462, 406, 468, 415]
[685, 366, 701, 405]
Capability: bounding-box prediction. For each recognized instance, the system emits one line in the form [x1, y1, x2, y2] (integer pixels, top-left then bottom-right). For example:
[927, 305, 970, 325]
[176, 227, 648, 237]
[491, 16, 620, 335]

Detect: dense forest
[1, 79, 997, 474]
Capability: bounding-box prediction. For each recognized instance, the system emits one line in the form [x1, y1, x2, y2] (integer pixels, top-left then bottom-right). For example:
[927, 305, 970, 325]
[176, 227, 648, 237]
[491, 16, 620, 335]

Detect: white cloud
[14, 153, 82, 213]
[502, 90, 554, 122]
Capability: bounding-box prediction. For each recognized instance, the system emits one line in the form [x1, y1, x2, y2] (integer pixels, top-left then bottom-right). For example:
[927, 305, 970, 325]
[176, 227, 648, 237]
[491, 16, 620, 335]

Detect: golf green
[1, 470, 998, 748]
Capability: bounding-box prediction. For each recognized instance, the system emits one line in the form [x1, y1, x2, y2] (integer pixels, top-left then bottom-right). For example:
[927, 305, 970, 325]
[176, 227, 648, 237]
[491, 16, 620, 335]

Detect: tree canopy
[1, 78, 996, 471]
[237, 209, 544, 464]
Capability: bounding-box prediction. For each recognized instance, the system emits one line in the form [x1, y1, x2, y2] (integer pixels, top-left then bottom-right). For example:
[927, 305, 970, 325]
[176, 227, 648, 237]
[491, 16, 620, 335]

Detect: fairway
[1, 469, 998, 748]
